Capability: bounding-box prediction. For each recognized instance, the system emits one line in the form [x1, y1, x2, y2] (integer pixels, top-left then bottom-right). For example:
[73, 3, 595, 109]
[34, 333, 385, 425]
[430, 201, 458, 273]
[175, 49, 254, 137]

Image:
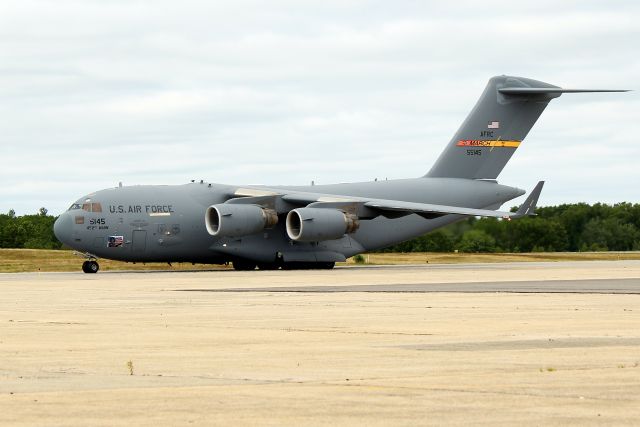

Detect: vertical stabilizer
[426, 75, 559, 179]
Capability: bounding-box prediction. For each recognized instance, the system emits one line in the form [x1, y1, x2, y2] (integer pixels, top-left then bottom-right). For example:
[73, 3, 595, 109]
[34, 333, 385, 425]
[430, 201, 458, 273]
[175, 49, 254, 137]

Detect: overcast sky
[1, 0, 638, 215]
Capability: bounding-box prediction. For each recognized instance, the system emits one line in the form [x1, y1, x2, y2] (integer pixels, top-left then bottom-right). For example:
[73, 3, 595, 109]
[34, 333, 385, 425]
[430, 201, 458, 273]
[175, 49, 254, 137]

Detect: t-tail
[426, 75, 628, 180]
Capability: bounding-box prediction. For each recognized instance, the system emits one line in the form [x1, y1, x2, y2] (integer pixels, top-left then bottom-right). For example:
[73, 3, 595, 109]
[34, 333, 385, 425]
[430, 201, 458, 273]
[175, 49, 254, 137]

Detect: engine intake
[205, 204, 278, 237]
[286, 208, 359, 242]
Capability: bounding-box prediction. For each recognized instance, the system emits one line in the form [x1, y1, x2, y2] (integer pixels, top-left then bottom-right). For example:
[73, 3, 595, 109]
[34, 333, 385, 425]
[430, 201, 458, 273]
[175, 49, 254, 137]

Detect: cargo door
[132, 230, 147, 253]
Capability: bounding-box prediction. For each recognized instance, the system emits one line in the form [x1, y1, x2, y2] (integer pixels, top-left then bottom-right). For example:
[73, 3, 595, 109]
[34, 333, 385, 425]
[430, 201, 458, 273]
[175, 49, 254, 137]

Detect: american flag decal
[107, 235, 124, 248]
[488, 121, 500, 129]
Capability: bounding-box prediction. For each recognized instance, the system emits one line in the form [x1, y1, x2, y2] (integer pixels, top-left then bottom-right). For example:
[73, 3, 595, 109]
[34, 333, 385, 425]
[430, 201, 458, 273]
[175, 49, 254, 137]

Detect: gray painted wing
[279, 181, 544, 219]
[362, 199, 513, 218]
[363, 180, 542, 218]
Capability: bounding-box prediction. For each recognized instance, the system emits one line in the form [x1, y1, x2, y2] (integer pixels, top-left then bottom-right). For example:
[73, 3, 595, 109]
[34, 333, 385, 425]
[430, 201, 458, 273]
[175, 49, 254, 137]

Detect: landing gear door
[132, 230, 147, 253]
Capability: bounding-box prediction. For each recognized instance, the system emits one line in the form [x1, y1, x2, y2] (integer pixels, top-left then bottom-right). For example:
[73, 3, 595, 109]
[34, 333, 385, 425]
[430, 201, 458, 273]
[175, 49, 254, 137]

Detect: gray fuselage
[53, 177, 523, 264]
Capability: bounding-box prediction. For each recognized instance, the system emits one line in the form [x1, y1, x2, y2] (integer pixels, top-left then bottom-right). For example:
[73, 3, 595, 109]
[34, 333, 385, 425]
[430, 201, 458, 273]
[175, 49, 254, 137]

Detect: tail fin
[426, 75, 627, 179]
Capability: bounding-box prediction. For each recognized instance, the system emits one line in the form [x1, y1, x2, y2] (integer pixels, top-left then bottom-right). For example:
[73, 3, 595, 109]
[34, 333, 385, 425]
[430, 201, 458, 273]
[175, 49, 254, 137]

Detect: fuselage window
[68, 203, 82, 211]
[82, 203, 92, 212]
[171, 224, 180, 235]
[92, 203, 102, 213]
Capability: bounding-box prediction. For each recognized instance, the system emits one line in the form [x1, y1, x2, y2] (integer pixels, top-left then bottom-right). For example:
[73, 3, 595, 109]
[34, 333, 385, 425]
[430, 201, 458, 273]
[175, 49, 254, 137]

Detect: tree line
[381, 203, 640, 253]
[0, 208, 62, 249]
[1, 203, 639, 252]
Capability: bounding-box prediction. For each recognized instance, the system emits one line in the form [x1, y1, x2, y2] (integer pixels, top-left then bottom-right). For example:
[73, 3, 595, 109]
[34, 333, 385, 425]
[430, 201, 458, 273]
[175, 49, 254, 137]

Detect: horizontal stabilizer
[499, 88, 629, 95]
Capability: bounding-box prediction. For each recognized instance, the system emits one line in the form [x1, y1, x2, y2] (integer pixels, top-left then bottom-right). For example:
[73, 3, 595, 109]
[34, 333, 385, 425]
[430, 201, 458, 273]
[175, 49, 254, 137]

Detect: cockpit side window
[69, 201, 102, 212]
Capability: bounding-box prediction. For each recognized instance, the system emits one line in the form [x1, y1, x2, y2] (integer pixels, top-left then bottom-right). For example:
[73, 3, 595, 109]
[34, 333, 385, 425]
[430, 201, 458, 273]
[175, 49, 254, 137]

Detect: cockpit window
[68, 201, 102, 212]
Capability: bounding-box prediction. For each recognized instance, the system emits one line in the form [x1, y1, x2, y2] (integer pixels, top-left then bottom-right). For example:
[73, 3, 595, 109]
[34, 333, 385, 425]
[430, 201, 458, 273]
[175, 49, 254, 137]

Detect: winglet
[510, 181, 545, 219]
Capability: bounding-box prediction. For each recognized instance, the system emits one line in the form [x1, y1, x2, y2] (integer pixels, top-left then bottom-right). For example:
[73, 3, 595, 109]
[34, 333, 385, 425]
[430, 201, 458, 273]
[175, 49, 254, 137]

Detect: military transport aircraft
[53, 75, 627, 273]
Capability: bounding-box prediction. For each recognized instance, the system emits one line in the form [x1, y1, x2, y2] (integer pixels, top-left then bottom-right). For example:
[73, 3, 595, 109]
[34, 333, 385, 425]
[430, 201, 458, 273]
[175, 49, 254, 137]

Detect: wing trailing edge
[363, 181, 543, 220]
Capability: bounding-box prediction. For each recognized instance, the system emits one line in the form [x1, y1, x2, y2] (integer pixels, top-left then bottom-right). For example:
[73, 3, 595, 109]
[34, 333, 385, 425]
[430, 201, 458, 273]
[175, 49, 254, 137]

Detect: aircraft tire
[82, 261, 99, 274]
[319, 262, 335, 270]
[257, 263, 279, 270]
[232, 259, 257, 271]
[281, 262, 305, 270]
[282, 262, 333, 270]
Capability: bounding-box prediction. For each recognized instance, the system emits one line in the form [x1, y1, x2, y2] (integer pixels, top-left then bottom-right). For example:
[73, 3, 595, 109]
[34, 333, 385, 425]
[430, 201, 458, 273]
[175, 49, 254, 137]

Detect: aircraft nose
[53, 213, 72, 245]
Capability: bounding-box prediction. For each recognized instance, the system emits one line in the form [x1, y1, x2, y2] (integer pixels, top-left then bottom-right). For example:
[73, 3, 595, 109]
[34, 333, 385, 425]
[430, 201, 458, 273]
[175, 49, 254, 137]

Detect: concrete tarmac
[1, 261, 640, 425]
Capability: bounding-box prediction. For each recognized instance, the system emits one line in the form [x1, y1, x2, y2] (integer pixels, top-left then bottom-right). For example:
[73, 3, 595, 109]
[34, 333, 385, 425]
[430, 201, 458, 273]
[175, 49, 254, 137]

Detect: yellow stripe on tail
[456, 140, 521, 148]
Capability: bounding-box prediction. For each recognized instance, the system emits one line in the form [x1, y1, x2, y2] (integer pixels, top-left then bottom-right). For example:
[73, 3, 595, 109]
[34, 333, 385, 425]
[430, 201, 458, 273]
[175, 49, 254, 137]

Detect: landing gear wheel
[319, 262, 335, 270]
[282, 262, 335, 270]
[281, 262, 300, 270]
[82, 260, 99, 274]
[281, 262, 312, 270]
[232, 259, 257, 271]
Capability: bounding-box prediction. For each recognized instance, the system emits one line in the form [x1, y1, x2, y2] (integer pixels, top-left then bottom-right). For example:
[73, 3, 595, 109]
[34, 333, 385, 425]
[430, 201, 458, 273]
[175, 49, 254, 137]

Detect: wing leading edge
[243, 181, 546, 220]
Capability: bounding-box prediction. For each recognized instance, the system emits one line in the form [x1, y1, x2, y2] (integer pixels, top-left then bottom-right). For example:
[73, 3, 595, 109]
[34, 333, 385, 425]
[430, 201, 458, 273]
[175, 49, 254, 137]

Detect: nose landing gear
[81, 260, 100, 274]
[73, 251, 100, 274]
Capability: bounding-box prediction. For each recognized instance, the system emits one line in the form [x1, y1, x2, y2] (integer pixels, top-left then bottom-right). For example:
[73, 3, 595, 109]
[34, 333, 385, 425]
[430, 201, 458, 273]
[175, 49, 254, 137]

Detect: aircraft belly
[207, 223, 355, 263]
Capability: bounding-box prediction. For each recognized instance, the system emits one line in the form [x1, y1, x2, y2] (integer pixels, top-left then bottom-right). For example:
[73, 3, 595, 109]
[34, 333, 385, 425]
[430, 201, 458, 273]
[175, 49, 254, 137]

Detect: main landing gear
[232, 259, 335, 271]
[82, 260, 100, 274]
[232, 259, 257, 271]
[281, 262, 335, 270]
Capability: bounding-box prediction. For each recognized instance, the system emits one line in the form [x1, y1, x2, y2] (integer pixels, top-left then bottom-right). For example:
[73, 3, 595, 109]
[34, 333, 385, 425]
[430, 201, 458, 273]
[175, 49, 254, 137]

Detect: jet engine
[286, 208, 359, 242]
[205, 204, 278, 237]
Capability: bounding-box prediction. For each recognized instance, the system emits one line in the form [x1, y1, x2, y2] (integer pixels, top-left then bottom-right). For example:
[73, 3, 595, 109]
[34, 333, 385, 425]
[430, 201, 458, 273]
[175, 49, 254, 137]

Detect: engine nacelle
[286, 208, 359, 242]
[205, 204, 278, 237]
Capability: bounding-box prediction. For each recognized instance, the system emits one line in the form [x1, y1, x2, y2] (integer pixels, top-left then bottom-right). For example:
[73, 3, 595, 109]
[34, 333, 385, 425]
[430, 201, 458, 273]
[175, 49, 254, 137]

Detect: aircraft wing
[273, 181, 545, 220]
[363, 199, 514, 220]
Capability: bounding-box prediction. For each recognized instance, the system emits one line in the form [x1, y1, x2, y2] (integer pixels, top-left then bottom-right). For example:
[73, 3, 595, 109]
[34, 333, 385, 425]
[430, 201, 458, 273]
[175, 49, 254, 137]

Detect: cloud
[0, 0, 638, 214]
